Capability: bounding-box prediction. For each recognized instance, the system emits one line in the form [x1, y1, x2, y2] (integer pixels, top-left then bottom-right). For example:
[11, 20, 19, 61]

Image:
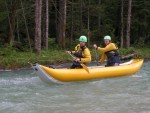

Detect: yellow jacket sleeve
[97, 43, 118, 52]
[80, 48, 91, 63]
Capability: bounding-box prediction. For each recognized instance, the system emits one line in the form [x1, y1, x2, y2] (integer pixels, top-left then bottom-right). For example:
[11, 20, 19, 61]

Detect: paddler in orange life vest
[93, 35, 120, 66]
[66, 36, 91, 69]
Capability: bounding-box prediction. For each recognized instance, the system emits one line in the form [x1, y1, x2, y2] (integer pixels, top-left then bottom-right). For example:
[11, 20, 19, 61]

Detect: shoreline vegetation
[0, 47, 150, 70]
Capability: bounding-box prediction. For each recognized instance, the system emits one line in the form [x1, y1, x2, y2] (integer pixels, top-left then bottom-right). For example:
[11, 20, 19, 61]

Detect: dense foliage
[0, 0, 149, 50]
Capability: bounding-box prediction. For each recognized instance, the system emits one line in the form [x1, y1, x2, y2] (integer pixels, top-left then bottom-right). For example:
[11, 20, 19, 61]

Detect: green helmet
[79, 36, 87, 42]
[104, 35, 111, 40]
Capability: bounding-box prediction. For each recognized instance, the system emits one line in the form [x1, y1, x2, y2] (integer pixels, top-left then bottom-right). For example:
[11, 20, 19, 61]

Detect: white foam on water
[0, 61, 150, 113]
[132, 74, 143, 78]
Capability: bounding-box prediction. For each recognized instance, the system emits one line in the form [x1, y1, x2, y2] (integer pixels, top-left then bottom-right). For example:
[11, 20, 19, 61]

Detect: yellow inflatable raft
[32, 59, 143, 84]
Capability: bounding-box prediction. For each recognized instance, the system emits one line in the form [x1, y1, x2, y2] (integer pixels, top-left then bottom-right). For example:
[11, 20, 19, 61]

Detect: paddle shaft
[68, 52, 76, 60]
[67, 52, 89, 73]
[95, 49, 99, 66]
[120, 52, 138, 60]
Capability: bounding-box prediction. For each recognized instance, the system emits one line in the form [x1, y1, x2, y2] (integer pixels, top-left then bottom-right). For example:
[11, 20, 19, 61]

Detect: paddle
[120, 51, 138, 60]
[95, 49, 99, 66]
[67, 52, 89, 73]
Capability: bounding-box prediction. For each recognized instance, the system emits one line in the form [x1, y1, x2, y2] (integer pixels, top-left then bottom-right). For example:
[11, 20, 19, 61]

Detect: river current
[0, 61, 150, 113]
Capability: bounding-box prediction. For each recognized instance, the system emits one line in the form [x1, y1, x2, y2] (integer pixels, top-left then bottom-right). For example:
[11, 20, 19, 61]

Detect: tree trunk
[70, 0, 74, 46]
[126, 0, 132, 48]
[16, 13, 20, 42]
[120, 0, 124, 48]
[80, 0, 83, 34]
[41, 0, 48, 50]
[87, 0, 90, 46]
[58, 0, 66, 49]
[20, 0, 32, 51]
[6, 0, 16, 45]
[34, 0, 42, 54]
[54, 0, 59, 43]
[45, 0, 49, 50]
[98, 0, 101, 34]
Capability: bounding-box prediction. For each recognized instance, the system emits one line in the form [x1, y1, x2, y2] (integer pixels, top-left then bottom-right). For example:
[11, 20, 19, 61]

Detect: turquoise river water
[0, 61, 150, 113]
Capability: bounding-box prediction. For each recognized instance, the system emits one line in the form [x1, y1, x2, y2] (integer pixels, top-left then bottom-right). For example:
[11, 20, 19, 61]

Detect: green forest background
[0, 0, 150, 69]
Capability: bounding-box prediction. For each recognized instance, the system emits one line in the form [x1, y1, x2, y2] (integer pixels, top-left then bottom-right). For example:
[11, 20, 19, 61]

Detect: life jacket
[74, 46, 87, 58]
[105, 44, 119, 59]
[105, 44, 120, 66]
[105, 49, 119, 59]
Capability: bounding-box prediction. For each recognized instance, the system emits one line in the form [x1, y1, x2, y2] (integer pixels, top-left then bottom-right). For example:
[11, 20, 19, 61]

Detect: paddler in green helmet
[93, 35, 120, 66]
[66, 36, 91, 68]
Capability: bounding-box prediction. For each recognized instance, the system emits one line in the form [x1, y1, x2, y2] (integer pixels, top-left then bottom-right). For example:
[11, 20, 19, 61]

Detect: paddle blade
[80, 64, 89, 73]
